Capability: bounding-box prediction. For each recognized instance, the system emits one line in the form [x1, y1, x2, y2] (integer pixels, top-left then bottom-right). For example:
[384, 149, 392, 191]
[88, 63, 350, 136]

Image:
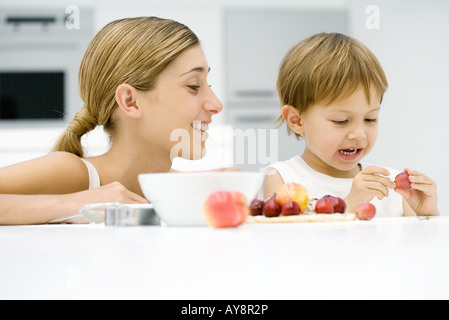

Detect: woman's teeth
[192, 122, 208, 132]
[339, 149, 359, 155]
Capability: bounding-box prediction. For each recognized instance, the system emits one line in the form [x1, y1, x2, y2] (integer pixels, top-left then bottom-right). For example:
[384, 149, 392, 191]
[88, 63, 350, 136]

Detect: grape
[263, 195, 281, 217]
[249, 199, 264, 216]
[281, 200, 301, 216]
[395, 172, 411, 190]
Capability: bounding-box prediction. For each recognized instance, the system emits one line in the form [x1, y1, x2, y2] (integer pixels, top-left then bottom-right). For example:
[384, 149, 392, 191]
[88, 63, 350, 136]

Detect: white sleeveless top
[259, 155, 404, 218]
[80, 159, 101, 190]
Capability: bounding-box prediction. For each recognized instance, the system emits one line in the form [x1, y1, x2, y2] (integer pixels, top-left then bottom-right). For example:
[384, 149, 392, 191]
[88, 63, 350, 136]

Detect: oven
[0, 6, 93, 121]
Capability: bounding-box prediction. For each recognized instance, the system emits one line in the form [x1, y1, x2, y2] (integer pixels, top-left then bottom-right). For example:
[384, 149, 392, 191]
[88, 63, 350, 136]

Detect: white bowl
[138, 172, 263, 226]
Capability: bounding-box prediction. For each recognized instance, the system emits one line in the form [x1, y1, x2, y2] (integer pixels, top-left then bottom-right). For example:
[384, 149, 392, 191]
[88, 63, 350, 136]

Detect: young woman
[0, 17, 224, 225]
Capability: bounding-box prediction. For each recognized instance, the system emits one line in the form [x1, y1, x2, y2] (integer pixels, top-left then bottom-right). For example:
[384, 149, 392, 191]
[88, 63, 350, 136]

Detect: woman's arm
[0, 152, 89, 195]
[0, 182, 149, 225]
[0, 152, 148, 225]
[0, 193, 76, 225]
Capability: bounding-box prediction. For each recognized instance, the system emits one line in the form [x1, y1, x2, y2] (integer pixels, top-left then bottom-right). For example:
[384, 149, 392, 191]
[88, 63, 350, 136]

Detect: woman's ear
[115, 83, 142, 119]
[281, 105, 304, 135]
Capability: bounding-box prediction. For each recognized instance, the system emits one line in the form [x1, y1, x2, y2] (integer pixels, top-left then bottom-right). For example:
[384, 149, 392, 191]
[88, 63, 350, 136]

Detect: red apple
[263, 195, 281, 217]
[315, 197, 334, 214]
[249, 199, 264, 216]
[395, 172, 411, 190]
[203, 190, 249, 228]
[281, 200, 301, 216]
[275, 183, 309, 212]
[355, 202, 376, 221]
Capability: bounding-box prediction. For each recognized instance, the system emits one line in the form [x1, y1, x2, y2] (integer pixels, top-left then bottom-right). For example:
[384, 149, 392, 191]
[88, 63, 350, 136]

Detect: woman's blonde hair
[277, 32, 388, 138]
[53, 16, 199, 157]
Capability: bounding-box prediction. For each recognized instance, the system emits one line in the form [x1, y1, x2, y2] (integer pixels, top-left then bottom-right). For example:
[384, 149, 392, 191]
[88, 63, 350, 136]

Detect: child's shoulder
[261, 155, 309, 199]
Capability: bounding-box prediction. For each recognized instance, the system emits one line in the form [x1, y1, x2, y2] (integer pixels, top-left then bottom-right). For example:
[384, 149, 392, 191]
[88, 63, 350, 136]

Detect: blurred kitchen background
[0, 0, 448, 214]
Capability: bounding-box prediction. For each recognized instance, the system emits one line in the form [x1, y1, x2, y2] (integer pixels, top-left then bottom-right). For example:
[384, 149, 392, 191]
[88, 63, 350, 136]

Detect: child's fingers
[362, 172, 395, 189]
[409, 173, 435, 185]
[362, 166, 390, 177]
[405, 169, 437, 190]
[405, 168, 431, 180]
[365, 180, 390, 199]
[410, 182, 438, 196]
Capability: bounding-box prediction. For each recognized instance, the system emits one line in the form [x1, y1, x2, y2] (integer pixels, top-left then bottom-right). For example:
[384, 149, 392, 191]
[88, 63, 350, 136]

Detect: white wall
[348, 0, 449, 214]
[1, 0, 448, 213]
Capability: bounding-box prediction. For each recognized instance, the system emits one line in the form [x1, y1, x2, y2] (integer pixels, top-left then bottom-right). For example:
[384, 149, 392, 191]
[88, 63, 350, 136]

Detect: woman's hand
[344, 166, 395, 212]
[70, 181, 149, 205]
[65, 182, 149, 223]
[395, 168, 439, 216]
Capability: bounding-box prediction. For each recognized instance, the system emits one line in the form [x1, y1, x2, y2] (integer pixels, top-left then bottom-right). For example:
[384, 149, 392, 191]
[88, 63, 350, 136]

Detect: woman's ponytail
[52, 107, 98, 157]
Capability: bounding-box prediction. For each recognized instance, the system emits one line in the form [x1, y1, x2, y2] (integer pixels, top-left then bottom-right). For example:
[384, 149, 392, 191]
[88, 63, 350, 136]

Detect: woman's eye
[188, 85, 200, 91]
[365, 118, 378, 123]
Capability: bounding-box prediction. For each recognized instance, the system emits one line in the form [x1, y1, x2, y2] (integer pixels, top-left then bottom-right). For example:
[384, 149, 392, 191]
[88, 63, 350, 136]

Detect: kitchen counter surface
[1, 216, 448, 300]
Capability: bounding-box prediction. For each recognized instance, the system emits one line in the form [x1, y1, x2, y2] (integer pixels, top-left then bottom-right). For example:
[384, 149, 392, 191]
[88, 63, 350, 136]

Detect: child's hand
[395, 168, 439, 216]
[345, 166, 395, 212]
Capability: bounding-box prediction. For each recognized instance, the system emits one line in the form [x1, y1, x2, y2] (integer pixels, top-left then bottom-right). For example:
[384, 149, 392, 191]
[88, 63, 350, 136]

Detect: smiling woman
[0, 16, 226, 225]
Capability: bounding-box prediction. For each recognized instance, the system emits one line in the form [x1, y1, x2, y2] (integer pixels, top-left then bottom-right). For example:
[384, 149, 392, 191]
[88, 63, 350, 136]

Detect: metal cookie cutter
[80, 203, 160, 226]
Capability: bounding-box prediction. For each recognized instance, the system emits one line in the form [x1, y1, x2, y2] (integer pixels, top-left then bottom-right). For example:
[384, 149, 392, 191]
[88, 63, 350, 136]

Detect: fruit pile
[249, 183, 309, 217]
[249, 182, 349, 217]
[249, 182, 377, 221]
[202, 176, 395, 228]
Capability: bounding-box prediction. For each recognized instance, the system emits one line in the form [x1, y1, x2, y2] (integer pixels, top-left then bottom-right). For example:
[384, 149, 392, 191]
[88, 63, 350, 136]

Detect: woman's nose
[204, 87, 223, 115]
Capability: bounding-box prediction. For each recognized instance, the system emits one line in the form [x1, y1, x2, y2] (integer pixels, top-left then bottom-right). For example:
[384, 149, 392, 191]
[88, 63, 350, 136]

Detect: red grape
[315, 197, 334, 214]
[249, 199, 264, 216]
[263, 195, 281, 217]
[395, 172, 411, 190]
[281, 200, 301, 216]
[355, 202, 376, 221]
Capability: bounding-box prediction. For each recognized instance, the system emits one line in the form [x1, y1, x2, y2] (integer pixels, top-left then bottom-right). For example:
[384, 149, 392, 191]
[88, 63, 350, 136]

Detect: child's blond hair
[277, 32, 388, 138]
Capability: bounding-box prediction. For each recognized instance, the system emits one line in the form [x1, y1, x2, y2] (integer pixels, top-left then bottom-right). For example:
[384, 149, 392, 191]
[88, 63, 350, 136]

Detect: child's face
[137, 45, 223, 160]
[300, 86, 381, 177]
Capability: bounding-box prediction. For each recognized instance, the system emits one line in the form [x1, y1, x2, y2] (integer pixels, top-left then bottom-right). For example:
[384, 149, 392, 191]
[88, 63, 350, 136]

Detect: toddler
[261, 33, 438, 217]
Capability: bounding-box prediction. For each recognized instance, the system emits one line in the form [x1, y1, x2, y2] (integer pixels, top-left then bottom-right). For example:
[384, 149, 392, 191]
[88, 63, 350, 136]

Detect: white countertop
[1, 216, 448, 300]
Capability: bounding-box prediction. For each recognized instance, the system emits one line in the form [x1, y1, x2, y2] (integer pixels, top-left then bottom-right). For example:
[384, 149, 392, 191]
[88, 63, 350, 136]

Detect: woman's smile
[192, 121, 210, 139]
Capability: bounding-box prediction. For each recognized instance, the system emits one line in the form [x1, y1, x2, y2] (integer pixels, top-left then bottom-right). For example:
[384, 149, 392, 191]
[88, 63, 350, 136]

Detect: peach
[275, 182, 309, 212]
[202, 190, 249, 228]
